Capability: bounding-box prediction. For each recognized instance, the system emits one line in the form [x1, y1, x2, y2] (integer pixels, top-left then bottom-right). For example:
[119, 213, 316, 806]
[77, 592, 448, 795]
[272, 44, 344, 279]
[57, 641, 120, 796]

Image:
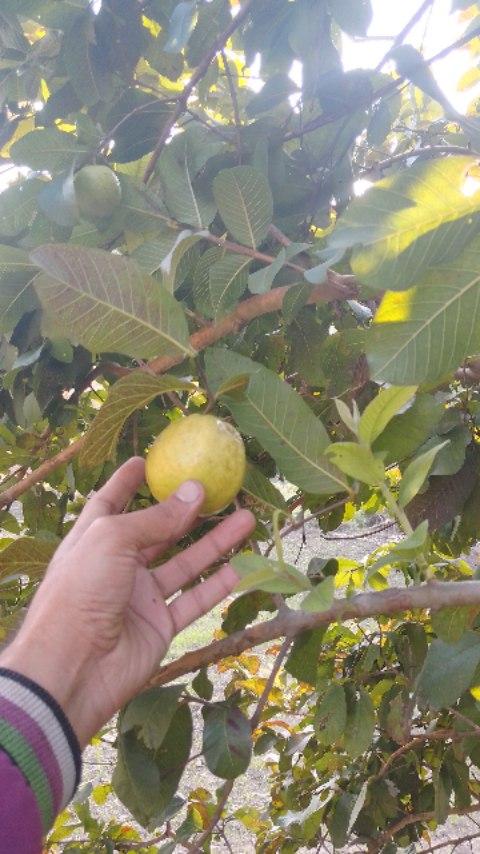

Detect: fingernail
[175, 480, 203, 503]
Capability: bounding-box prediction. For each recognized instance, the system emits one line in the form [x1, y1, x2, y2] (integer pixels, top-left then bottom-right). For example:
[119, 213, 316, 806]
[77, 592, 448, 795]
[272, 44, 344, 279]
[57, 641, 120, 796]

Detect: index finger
[60, 457, 146, 551]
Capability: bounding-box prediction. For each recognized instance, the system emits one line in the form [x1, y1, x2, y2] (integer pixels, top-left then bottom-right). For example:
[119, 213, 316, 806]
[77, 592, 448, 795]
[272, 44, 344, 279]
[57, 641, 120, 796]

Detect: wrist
[0, 631, 95, 748]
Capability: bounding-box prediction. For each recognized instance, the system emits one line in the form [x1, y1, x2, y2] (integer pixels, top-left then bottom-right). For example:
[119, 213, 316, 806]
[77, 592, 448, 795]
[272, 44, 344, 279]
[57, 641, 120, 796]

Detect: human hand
[0, 458, 255, 746]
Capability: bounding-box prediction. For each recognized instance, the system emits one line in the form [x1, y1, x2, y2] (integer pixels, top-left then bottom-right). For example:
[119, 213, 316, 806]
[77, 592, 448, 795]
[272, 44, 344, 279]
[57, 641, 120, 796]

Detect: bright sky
[343, 0, 476, 112]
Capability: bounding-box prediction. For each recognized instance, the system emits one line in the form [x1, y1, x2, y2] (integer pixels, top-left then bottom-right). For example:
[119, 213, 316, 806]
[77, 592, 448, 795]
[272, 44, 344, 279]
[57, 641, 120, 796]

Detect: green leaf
[207, 254, 250, 319]
[12, 128, 87, 173]
[106, 90, 173, 163]
[202, 703, 252, 779]
[30, 245, 194, 361]
[358, 386, 417, 446]
[373, 394, 443, 464]
[186, 0, 230, 67]
[301, 576, 335, 613]
[192, 668, 213, 701]
[331, 156, 480, 292]
[232, 552, 311, 594]
[214, 350, 348, 495]
[369, 521, 429, 573]
[242, 462, 288, 514]
[62, 9, 112, 107]
[326, 442, 385, 485]
[0, 178, 42, 238]
[282, 283, 312, 324]
[164, 1, 197, 53]
[432, 606, 478, 644]
[213, 166, 273, 249]
[157, 149, 216, 228]
[120, 685, 184, 751]
[417, 632, 480, 710]
[398, 442, 449, 507]
[161, 232, 204, 293]
[204, 346, 259, 397]
[328, 792, 357, 849]
[0, 245, 39, 333]
[249, 249, 286, 295]
[0, 537, 56, 580]
[246, 73, 298, 117]
[285, 628, 326, 685]
[344, 688, 375, 758]
[315, 683, 347, 745]
[38, 171, 79, 228]
[79, 371, 194, 468]
[113, 703, 192, 827]
[328, 0, 373, 36]
[131, 230, 181, 275]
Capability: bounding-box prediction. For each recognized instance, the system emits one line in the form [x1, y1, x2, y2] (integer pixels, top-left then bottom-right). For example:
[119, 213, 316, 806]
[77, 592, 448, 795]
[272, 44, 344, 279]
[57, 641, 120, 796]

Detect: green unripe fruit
[73, 165, 122, 222]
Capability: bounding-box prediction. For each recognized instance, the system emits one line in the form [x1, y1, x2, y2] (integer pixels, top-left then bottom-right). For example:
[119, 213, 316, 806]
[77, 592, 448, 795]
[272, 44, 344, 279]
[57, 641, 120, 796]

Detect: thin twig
[371, 803, 480, 853]
[143, 0, 256, 182]
[250, 637, 292, 730]
[322, 520, 396, 540]
[360, 145, 479, 176]
[283, 23, 480, 144]
[374, 0, 434, 71]
[190, 780, 234, 852]
[419, 831, 480, 854]
[264, 498, 349, 557]
[373, 729, 461, 782]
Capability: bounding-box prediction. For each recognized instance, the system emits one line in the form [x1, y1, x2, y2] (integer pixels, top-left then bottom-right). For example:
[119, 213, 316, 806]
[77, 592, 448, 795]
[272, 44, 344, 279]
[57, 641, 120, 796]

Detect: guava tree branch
[283, 23, 480, 144]
[0, 273, 355, 508]
[359, 145, 480, 176]
[190, 780, 234, 853]
[151, 581, 480, 687]
[369, 803, 480, 853]
[148, 271, 355, 373]
[374, 0, 434, 72]
[143, 0, 256, 183]
[250, 637, 292, 730]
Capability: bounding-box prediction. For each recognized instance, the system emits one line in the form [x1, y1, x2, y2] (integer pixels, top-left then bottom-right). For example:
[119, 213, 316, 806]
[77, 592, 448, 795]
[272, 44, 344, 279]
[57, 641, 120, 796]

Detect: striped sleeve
[0, 667, 81, 846]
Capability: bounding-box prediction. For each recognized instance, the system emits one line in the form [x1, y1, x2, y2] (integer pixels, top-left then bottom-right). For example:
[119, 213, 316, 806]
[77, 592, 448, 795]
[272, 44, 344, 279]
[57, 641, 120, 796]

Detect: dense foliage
[4, 0, 480, 850]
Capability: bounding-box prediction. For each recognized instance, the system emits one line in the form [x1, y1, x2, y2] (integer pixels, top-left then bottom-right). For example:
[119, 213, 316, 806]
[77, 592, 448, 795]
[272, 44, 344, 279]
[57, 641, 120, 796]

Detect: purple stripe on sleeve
[0, 695, 63, 813]
[0, 749, 43, 854]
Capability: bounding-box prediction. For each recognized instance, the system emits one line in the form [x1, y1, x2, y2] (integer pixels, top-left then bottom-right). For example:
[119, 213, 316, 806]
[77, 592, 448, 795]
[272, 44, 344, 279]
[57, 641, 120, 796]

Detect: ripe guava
[145, 414, 246, 515]
[74, 165, 122, 222]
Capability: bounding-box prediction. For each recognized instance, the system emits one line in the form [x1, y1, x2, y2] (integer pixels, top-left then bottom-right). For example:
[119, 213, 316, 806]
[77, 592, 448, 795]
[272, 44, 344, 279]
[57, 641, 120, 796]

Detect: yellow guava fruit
[145, 414, 246, 515]
[73, 165, 122, 222]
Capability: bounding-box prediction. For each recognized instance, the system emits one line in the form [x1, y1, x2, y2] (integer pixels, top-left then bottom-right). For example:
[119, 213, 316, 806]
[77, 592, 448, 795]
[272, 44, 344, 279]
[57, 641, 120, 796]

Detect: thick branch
[0, 439, 85, 508]
[143, 0, 256, 183]
[148, 272, 355, 373]
[151, 581, 480, 686]
[0, 273, 354, 508]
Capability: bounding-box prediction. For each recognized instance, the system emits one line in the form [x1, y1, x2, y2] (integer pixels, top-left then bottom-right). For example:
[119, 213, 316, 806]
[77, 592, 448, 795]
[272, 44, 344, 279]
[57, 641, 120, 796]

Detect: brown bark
[150, 580, 480, 687]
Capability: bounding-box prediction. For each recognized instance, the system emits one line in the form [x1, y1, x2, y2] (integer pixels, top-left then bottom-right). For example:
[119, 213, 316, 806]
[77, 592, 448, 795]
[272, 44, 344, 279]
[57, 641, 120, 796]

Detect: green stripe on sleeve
[0, 716, 54, 831]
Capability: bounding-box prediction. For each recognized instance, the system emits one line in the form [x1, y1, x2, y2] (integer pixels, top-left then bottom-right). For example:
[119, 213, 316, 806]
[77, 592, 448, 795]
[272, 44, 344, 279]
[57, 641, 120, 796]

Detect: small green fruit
[74, 165, 122, 222]
[145, 414, 246, 515]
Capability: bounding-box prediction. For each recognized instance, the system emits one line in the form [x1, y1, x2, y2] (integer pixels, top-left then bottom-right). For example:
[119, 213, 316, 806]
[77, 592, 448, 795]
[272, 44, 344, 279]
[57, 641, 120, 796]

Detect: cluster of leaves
[3, 0, 480, 850]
